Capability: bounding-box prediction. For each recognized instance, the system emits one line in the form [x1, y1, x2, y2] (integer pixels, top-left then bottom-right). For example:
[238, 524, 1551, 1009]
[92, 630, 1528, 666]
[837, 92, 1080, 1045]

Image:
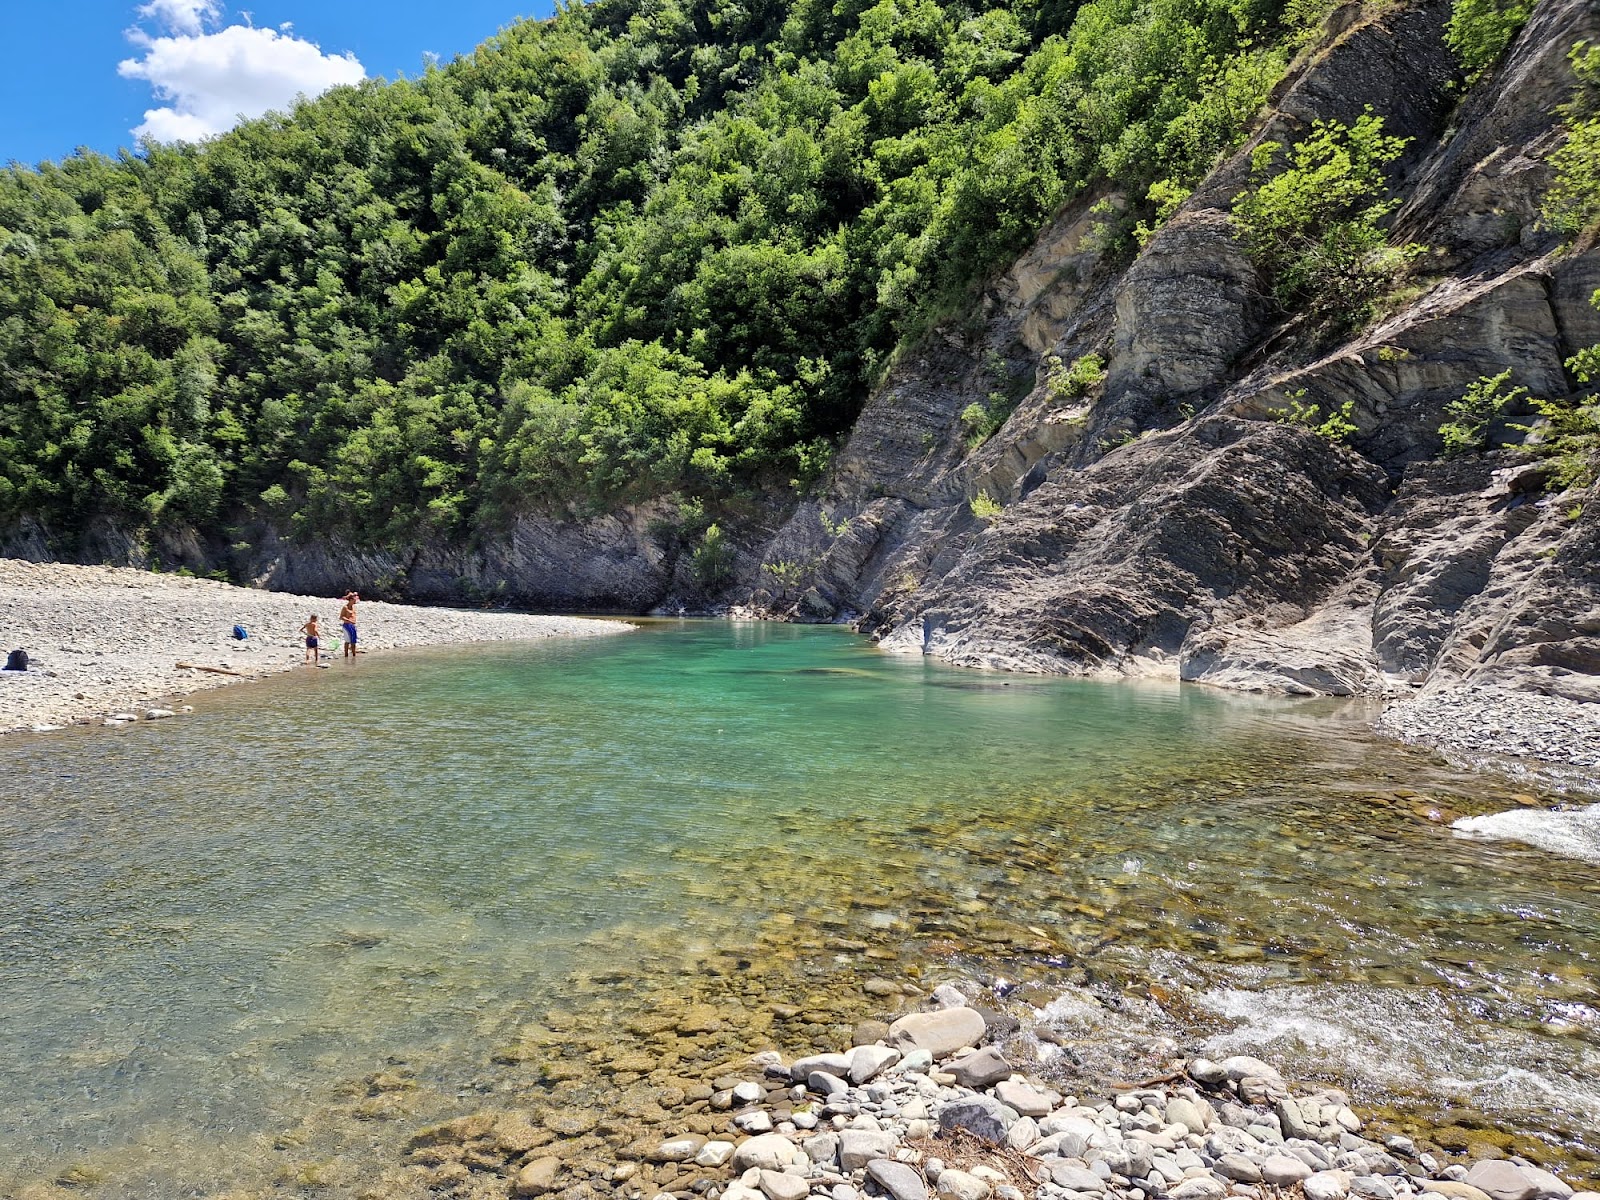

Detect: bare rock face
[755, 0, 1600, 707]
[871, 419, 1388, 688]
[1108, 209, 1267, 404]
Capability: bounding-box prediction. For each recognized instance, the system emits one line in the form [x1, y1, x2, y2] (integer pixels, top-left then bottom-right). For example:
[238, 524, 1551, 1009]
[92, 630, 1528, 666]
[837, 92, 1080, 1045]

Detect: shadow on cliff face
[753, 0, 1600, 703]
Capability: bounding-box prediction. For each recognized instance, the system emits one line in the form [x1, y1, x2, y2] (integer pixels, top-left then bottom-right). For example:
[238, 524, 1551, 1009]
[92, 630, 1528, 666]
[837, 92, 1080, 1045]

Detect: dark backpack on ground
[4, 649, 27, 671]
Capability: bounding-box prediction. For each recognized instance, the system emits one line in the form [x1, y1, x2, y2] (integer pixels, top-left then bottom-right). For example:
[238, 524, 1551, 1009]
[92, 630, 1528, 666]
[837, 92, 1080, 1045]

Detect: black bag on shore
[4, 649, 27, 671]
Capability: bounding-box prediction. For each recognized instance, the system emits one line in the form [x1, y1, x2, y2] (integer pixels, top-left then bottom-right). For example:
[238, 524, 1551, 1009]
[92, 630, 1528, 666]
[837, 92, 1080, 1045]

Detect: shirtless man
[339, 592, 360, 657]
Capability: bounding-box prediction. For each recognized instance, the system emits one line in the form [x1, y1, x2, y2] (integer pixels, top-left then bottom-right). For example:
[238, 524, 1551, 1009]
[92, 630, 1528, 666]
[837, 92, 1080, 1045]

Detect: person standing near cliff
[339, 592, 360, 658]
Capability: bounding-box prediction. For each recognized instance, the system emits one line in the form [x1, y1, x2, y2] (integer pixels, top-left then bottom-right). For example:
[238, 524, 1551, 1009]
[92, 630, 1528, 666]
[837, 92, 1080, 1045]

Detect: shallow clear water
[2, 621, 1597, 1195]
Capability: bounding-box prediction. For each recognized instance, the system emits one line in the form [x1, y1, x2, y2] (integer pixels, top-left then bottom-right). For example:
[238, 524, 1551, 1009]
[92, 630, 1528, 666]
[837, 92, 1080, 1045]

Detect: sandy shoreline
[0, 558, 630, 734]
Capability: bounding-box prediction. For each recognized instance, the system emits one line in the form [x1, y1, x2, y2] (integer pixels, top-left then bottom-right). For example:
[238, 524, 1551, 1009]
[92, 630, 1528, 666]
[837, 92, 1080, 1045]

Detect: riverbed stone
[937, 1097, 1015, 1144]
[760, 1170, 810, 1200]
[838, 1129, 897, 1170]
[1165, 1098, 1211, 1134]
[696, 1142, 736, 1168]
[792, 1054, 852, 1079]
[1304, 1173, 1352, 1200]
[850, 1045, 900, 1085]
[936, 1169, 993, 1200]
[948, 1046, 1012, 1089]
[1050, 1164, 1108, 1193]
[994, 1080, 1051, 1118]
[648, 1135, 705, 1163]
[887, 1008, 987, 1058]
[1467, 1162, 1540, 1200]
[1518, 1168, 1574, 1200]
[1351, 1176, 1397, 1200]
[735, 1110, 775, 1133]
[1263, 1156, 1313, 1187]
[1005, 1115, 1039, 1151]
[1217, 1154, 1263, 1183]
[514, 1157, 562, 1197]
[810, 1071, 850, 1097]
[1170, 1177, 1227, 1200]
[867, 1159, 930, 1200]
[733, 1082, 766, 1105]
[734, 1135, 805, 1173]
[804, 1133, 840, 1166]
[1188, 1058, 1227, 1085]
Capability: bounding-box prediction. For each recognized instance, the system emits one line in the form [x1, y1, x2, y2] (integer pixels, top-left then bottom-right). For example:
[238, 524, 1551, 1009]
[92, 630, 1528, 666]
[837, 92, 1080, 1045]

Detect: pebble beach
[0, 558, 628, 734]
[387, 985, 1600, 1200]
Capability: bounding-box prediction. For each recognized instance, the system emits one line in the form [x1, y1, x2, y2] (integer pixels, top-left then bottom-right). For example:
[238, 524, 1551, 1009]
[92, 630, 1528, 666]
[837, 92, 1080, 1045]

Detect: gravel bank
[1377, 685, 1600, 788]
[0, 558, 629, 734]
[404, 988, 1600, 1200]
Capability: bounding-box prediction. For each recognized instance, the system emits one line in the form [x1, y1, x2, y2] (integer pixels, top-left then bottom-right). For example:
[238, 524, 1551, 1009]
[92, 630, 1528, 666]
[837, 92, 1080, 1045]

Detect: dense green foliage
[0, 0, 1307, 549]
[1444, 0, 1532, 81]
[1528, 43, 1600, 490]
[1542, 43, 1600, 236]
[1230, 111, 1420, 329]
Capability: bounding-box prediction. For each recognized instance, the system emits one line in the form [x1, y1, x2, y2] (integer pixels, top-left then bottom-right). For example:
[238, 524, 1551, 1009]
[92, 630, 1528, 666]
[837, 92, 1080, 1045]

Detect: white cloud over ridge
[119, 4, 365, 144]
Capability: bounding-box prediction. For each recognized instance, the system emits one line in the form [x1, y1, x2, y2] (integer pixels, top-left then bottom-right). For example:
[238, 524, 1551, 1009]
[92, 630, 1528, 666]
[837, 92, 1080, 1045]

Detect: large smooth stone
[1165, 1098, 1211, 1135]
[1169, 1177, 1225, 1200]
[1263, 1156, 1313, 1186]
[887, 1008, 987, 1058]
[1427, 1183, 1494, 1200]
[948, 1046, 1012, 1089]
[1005, 1116, 1039, 1152]
[850, 1045, 901, 1085]
[1304, 1171, 1353, 1200]
[1467, 1162, 1540, 1200]
[1220, 1055, 1285, 1086]
[994, 1080, 1051, 1118]
[868, 1160, 930, 1200]
[733, 1134, 805, 1172]
[936, 1169, 993, 1200]
[1519, 1169, 1574, 1200]
[1049, 1164, 1107, 1193]
[791, 1053, 852, 1079]
[937, 1097, 1016, 1145]
[696, 1142, 737, 1168]
[804, 1133, 841, 1166]
[760, 1170, 810, 1200]
[513, 1157, 561, 1197]
[839, 1129, 897, 1170]
[1217, 1154, 1263, 1183]
[648, 1134, 706, 1163]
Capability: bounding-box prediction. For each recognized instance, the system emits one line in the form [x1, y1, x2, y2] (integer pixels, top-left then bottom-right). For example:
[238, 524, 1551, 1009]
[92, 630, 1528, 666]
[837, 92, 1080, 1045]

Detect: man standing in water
[340, 592, 360, 658]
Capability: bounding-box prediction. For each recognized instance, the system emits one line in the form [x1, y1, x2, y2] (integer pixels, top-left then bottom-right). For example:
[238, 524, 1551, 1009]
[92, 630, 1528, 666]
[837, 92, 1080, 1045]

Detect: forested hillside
[1, 0, 1319, 554]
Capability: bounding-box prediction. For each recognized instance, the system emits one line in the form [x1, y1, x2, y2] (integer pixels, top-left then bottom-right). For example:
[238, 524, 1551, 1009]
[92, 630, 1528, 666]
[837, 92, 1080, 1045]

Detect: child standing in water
[300, 614, 322, 665]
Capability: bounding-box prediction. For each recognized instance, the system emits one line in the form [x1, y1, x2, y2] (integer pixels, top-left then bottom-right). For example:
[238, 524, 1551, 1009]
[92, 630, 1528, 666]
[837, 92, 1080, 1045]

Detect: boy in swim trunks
[339, 593, 359, 657]
[300, 614, 322, 664]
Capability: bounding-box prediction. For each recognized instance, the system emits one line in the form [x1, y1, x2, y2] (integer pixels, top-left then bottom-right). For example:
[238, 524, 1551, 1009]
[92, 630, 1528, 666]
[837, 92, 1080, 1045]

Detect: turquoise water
[1, 621, 1598, 1195]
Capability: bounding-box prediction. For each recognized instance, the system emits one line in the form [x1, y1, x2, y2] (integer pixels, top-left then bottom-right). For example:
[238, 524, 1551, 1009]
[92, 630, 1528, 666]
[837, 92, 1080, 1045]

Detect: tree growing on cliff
[1230, 111, 1421, 330]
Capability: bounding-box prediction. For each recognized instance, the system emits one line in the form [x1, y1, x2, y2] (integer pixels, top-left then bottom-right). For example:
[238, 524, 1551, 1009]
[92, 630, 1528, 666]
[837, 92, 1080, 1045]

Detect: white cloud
[119, 7, 365, 144]
[135, 0, 223, 36]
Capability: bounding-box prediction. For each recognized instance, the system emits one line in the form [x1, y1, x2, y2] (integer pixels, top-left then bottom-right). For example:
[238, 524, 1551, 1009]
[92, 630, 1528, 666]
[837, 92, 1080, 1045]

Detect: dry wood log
[175, 661, 248, 677]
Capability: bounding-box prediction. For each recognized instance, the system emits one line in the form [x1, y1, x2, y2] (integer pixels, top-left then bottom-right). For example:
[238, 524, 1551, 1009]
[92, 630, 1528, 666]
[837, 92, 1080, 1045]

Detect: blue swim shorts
[342, 621, 358, 645]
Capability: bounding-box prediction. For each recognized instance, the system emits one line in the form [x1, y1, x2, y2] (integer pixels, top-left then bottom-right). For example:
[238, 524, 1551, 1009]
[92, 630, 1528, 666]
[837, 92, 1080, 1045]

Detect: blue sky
[2, 1, 557, 168]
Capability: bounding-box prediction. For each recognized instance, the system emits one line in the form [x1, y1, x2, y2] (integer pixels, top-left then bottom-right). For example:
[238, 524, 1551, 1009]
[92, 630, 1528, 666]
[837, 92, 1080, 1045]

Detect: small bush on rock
[1274, 392, 1359, 443]
[1440, 370, 1525, 457]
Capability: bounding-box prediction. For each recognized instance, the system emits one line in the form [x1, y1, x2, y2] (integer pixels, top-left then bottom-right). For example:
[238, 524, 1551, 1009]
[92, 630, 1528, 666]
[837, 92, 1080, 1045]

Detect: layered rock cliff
[753, 0, 1600, 704]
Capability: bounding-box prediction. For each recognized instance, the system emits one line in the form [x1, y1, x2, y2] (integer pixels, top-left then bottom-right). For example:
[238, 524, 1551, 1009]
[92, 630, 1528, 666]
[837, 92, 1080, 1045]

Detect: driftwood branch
[175, 661, 248, 677]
